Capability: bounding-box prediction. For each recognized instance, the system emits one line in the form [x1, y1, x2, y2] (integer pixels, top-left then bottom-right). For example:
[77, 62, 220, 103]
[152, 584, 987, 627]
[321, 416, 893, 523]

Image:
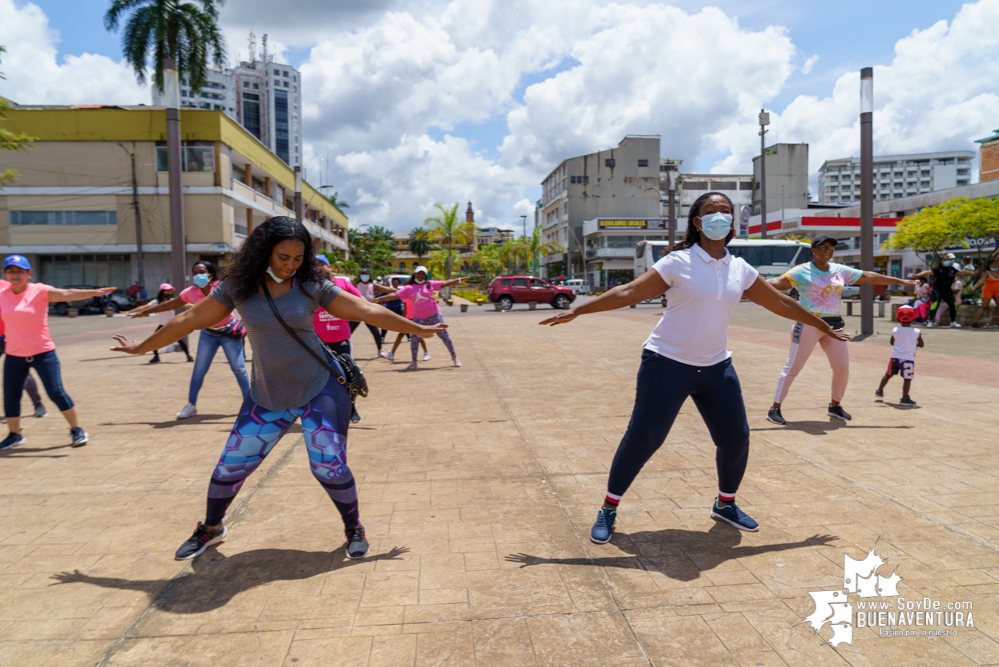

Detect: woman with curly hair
[539, 193, 851, 542]
[110, 217, 447, 561]
[129, 260, 249, 418]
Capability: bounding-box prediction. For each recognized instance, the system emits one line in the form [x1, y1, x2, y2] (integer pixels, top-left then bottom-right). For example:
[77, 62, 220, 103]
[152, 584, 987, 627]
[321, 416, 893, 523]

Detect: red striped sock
[718, 491, 736, 506]
[604, 492, 621, 507]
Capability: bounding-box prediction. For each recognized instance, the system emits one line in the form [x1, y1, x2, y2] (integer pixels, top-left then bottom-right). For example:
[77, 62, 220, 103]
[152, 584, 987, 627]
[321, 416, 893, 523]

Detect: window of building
[38, 254, 131, 292]
[156, 145, 216, 172]
[683, 181, 708, 190]
[739, 182, 752, 190]
[11, 211, 117, 225]
[242, 96, 262, 139]
[638, 159, 648, 167]
[894, 193, 903, 198]
[711, 182, 737, 190]
[920, 181, 930, 187]
[274, 90, 290, 164]
[605, 159, 615, 168]
[921, 170, 930, 176]
[570, 175, 589, 184]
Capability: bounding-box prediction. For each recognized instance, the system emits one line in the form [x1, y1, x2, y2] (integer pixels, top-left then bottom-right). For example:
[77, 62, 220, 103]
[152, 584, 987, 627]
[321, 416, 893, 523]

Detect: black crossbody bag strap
[262, 282, 347, 386]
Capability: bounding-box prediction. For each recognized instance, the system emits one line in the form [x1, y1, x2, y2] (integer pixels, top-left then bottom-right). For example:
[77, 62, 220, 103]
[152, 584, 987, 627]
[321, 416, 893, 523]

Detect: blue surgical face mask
[193, 273, 211, 288]
[699, 212, 733, 241]
[266, 266, 286, 284]
[360, 273, 371, 282]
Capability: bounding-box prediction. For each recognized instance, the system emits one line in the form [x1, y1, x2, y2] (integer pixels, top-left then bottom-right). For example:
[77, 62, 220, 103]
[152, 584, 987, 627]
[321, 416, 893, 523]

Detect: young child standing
[876, 305, 923, 405]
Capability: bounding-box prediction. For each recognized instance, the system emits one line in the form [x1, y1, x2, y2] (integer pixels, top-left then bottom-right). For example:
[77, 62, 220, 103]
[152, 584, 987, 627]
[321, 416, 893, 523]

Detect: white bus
[634, 239, 811, 299]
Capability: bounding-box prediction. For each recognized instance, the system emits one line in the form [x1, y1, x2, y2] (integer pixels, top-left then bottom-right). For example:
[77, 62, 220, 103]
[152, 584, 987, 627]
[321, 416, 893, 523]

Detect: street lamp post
[519, 215, 528, 273]
[664, 164, 678, 246]
[758, 109, 769, 239]
[860, 67, 875, 335]
[163, 58, 186, 291]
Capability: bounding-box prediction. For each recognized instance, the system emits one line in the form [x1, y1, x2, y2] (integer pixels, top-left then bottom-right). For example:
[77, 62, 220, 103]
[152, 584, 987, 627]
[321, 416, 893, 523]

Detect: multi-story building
[151, 57, 302, 167]
[976, 129, 999, 183]
[752, 143, 809, 216]
[0, 105, 346, 293]
[817, 151, 974, 205]
[674, 174, 753, 230]
[476, 227, 514, 246]
[540, 135, 662, 279]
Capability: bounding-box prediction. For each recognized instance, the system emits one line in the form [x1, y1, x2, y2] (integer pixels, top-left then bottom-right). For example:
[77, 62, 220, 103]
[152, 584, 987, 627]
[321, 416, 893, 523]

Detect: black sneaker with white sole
[175, 522, 227, 560]
[33, 403, 47, 418]
[344, 524, 369, 559]
[70, 427, 89, 447]
[766, 407, 786, 425]
[827, 404, 852, 421]
[0, 432, 26, 450]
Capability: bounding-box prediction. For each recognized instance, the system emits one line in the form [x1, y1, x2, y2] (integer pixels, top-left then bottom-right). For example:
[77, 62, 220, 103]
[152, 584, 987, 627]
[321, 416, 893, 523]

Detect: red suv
[488, 275, 576, 310]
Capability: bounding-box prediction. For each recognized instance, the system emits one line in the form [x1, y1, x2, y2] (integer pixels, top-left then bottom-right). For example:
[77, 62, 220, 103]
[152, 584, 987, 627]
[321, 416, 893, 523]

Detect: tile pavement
[0, 308, 997, 665]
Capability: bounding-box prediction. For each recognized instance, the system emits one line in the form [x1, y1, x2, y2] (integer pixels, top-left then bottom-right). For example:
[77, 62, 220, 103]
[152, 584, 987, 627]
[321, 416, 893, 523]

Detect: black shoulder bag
[262, 282, 368, 401]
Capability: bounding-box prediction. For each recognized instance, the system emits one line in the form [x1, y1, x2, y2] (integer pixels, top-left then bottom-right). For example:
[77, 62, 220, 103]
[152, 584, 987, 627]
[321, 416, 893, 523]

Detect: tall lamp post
[163, 58, 186, 291]
[860, 67, 875, 335]
[758, 109, 769, 239]
[519, 215, 528, 273]
[663, 164, 678, 246]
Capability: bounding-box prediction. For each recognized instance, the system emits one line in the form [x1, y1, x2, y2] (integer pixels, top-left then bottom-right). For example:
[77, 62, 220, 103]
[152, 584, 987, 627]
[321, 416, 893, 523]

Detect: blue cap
[3, 255, 31, 270]
[316, 255, 330, 265]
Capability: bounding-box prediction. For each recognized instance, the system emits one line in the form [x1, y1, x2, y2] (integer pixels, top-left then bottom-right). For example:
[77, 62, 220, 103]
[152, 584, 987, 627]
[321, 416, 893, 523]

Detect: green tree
[325, 192, 349, 210]
[408, 227, 434, 262]
[884, 196, 999, 278]
[0, 46, 36, 187]
[347, 226, 396, 276]
[506, 225, 563, 274]
[424, 202, 477, 280]
[472, 243, 504, 280]
[105, 0, 226, 94]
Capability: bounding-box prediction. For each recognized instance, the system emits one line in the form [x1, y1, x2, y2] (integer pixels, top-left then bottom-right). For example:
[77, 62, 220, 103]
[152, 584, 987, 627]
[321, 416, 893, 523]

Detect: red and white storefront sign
[747, 217, 903, 236]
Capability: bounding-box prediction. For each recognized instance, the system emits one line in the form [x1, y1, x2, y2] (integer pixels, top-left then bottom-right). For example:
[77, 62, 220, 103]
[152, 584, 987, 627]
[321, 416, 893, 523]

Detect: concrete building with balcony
[673, 174, 754, 231]
[581, 217, 672, 289]
[540, 136, 662, 280]
[752, 143, 809, 216]
[0, 105, 346, 293]
[817, 151, 974, 205]
[977, 129, 999, 183]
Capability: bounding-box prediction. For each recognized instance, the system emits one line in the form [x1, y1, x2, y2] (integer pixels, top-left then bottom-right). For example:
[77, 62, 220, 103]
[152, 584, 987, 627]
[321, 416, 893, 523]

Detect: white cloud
[802, 54, 819, 74]
[0, 0, 146, 105]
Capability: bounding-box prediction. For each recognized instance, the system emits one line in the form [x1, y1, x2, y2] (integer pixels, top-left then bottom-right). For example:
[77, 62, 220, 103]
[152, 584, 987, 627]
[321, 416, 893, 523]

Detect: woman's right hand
[127, 308, 148, 319]
[539, 309, 578, 326]
[110, 334, 144, 354]
[824, 326, 851, 342]
[415, 323, 447, 339]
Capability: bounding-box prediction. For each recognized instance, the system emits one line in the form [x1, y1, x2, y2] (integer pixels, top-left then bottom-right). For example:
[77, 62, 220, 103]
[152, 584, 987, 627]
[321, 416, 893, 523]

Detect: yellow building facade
[0, 105, 347, 291]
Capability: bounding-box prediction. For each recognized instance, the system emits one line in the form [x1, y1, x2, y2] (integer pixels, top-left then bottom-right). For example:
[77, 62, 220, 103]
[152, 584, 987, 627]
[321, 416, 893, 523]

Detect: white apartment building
[152, 59, 303, 168]
[818, 151, 974, 205]
[673, 174, 753, 229]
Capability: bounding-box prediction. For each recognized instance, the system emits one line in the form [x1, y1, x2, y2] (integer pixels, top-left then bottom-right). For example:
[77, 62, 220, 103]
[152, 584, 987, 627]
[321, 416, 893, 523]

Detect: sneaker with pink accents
[406, 362, 418, 370]
[379, 351, 391, 359]
[423, 353, 431, 361]
[452, 355, 462, 367]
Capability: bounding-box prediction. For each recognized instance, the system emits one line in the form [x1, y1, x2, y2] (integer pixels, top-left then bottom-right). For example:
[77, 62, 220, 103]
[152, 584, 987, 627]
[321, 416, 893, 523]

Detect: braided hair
[672, 192, 735, 252]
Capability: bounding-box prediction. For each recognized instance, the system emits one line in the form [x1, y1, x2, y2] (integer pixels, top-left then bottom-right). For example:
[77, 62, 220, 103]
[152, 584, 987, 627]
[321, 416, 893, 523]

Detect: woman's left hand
[539, 310, 578, 326]
[415, 323, 447, 339]
[110, 334, 144, 354]
[824, 327, 851, 342]
[898, 279, 919, 287]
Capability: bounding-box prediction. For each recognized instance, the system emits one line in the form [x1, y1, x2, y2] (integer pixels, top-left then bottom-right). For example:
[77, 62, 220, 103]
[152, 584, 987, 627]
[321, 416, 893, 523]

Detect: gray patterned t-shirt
[211, 278, 343, 410]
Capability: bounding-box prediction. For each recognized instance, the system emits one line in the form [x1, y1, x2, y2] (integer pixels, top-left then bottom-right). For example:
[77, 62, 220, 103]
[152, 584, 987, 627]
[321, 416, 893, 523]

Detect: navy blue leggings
[607, 350, 750, 499]
[3, 350, 74, 417]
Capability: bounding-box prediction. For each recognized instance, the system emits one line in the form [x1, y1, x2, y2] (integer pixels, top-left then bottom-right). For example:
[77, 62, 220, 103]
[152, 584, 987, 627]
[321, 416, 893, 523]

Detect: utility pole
[294, 166, 303, 222]
[128, 149, 145, 287]
[860, 67, 875, 335]
[520, 215, 527, 273]
[758, 109, 769, 239]
[664, 164, 678, 246]
[163, 58, 186, 291]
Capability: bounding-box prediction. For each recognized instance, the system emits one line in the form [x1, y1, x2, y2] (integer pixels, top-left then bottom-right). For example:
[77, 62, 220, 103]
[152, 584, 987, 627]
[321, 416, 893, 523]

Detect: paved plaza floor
[1, 303, 998, 666]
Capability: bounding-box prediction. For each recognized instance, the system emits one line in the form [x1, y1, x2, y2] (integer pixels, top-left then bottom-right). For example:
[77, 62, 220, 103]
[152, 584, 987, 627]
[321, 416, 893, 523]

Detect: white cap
[413, 265, 429, 275]
[944, 252, 956, 260]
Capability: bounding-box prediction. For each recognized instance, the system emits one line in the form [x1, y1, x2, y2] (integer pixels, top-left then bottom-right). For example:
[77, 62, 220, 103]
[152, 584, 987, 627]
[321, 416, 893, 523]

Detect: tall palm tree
[424, 202, 476, 280]
[408, 227, 433, 263]
[325, 192, 349, 210]
[105, 0, 226, 94]
[507, 225, 563, 275]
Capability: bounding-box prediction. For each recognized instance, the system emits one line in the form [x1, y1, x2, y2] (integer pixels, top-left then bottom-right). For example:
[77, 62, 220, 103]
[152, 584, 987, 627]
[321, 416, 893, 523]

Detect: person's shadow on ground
[49, 546, 410, 613]
[752, 420, 913, 435]
[506, 523, 835, 581]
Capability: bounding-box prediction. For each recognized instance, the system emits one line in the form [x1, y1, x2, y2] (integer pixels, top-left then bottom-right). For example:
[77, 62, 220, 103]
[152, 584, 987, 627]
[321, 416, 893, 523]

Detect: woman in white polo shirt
[540, 192, 850, 542]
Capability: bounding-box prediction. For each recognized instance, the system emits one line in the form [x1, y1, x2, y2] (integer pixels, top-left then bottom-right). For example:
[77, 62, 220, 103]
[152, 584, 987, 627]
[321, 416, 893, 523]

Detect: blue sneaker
[710, 499, 759, 532]
[590, 507, 617, 544]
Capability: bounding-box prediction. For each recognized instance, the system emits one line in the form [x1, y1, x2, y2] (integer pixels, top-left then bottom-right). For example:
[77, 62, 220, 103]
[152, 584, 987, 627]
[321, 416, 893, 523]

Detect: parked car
[487, 276, 576, 310]
[51, 285, 132, 315]
[564, 278, 591, 295]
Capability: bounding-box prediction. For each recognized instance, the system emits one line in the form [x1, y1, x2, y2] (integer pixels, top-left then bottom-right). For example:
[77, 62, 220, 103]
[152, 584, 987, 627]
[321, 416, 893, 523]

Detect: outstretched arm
[767, 276, 793, 291]
[48, 286, 115, 303]
[329, 291, 443, 338]
[111, 297, 232, 354]
[127, 295, 187, 317]
[743, 276, 850, 341]
[539, 269, 667, 326]
[855, 271, 918, 287]
[439, 277, 467, 288]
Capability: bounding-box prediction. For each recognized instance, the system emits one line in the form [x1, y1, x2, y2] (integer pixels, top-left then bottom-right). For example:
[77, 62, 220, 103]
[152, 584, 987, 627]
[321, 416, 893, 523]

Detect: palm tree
[423, 202, 477, 280]
[507, 225, 563, 275]
[325, 192, 349, 210]
[408, 227, 433, 263]
[105, 0, 226, 94]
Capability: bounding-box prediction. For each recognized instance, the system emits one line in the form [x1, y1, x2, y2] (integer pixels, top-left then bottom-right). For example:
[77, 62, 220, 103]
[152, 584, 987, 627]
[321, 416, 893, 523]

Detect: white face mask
[415, 277, 426, 284]
[266, 266, 286, 284]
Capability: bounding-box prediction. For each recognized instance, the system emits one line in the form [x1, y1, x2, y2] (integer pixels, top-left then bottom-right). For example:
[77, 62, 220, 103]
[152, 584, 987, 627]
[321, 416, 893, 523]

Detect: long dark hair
[223, 216, 323, 301]
[406, 269, 428, 285]
[673, 192, 736, 251]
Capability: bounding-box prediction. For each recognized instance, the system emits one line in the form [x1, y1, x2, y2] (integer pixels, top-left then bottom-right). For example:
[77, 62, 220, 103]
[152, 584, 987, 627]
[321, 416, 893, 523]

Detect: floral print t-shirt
[783, 262, 864, 317]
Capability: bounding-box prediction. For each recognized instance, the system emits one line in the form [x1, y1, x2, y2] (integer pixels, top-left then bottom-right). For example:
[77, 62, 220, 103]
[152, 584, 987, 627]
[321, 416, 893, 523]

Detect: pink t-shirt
[181, 281, 235, 328]
[0, 282, 55, 357]
[314, 277, 362, 343]
[395, 280, 442, 319]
